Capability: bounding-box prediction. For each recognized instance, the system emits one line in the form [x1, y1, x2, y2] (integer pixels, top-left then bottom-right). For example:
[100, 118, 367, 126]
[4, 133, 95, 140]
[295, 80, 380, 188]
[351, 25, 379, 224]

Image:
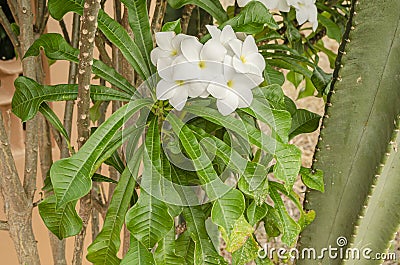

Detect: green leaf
[237, 163, 269, 205]
[318, 13, 341, 42]
[222, 1, 278, 34]
[311, 66, 332, 96]
[162, 19, 182, 34]
[126, 190, 174, 249]
[91, 173, 118, 184]
[253, 85, 285, 109]
[269, 189, 300, 246]
[220, 215, 254, 253]
[48, 0, 83, 20]
[263, 64, 285, 86]
[87, 148, 142, 265]
[121, 0, 155, 76]
[211, 189, 245, 238]
[246, 201, 268, 226]
[289, 109, 321, 139]
[39, 104, 71, 147]
[263, 205, 282, 238]
[232, 236, 259, 265]
[175, 232, 195, 264]
[300, 167, 324, 193]
[38, 195, 82, 240]
[185, 104, 301, 191]
[182, 206, 228, 265]
[50, 99, 151, 208]
[12, 76, 133, 122]
[154, 228, 185, 265]
[297, 77, 316, 99]
[121, 238, 156, 265]
[243, 98, 292, 143]
[24, 33, 137, 95]
[286, 71, 303, 88]
[167, 0, 228, 23]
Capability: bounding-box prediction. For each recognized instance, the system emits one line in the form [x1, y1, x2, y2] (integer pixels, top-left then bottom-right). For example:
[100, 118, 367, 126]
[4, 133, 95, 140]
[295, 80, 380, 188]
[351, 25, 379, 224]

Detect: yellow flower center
[171, 49, 178, 56]
[240, 55, 247, 63]
[198, 61, 206, 69]
[227, 80, 234, 88]
[176, 80, 185, 86]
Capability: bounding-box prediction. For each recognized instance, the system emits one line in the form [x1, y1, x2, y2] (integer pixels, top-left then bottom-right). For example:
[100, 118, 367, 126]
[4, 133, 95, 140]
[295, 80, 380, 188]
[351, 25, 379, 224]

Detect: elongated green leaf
[162, 19, 182, 34]
[299, 1, 400, 263]
[39, 104, 71, 147]
[121, 238, 156, 265]
[269, 189, 300, 246]
[182, 206, 228, 265]
[185, 105, 301, 191]
[12, 76, 133, 122]
[299, 167, 324, 193]
[222, 1, 278, 33]
[154, 228, 185, 265]
[126, 118, 174, 249]
[47, 1, 151, 80]
[231, 237, 259, 265]
[263, 64, 285, 86]
[87, 148, 142, 265]
[51, 99, 151, 208]
[242, 98, 292, 143]
[24, 33, 137, 95]
[318, 14, 341, 42]
[121, 0, 154, 76]
[167, 0, 228, 23]
[289, 109, 321, 139]
[175, 232, 195, 264]
[38, 195, 82, 239]
[91, 173, 118, 184]
[220, 215, 254, 253]
[126, 190, 174, 249]
[246, 201, 268, 226]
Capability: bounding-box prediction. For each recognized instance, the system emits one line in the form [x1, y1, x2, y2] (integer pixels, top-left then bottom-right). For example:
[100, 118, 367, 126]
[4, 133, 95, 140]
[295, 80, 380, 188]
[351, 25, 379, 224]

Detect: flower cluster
[238, 0, 318, 31]
[151, 25, 265, 115]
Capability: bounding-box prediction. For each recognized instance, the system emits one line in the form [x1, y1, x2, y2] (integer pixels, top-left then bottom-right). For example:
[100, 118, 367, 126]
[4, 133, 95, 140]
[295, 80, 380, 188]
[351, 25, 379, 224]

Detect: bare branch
[72, 0, 101, 263]
[6, 0, 18, 24]
[59, 19, 71, 44]
[0, 6, 21, 57]
[181, 4, 195, 34]
[151, 0, 167, 35]
[0, 110, 40, 265]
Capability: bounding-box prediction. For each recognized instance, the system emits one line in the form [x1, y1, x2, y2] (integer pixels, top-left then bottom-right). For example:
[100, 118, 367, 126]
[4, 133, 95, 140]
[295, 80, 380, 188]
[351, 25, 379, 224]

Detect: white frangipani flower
[260, 0, 290, 12]
[206, 25, 238, 54]
[229, 35, 266, 77]
[150, 32, 192, 66]
[207, 56, 263, 116]
[172, 37, 226, 82]
[287, 0, 318, 31]
[156, 58, 209, 110]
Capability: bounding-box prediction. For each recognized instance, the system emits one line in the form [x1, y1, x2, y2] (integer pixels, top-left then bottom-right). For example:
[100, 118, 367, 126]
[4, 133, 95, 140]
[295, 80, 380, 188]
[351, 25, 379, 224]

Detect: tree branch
[0, 6, 21, 57]
[181, 4, 195, 34]
[72, 0, 101, 264]
[0, 110, 40, 265]
[151, 0, 167, 35]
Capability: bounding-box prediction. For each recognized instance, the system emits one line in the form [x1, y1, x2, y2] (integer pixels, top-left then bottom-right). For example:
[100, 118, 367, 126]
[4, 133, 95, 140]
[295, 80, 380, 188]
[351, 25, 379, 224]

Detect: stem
[0, 6, 21, 58]
[6, 0, 18, 24]
[151, 0, 167, 34]
[0, 111, 40, 265]
[181, 4, 195, 34]
[61, 13, 80, 159]
[72, 0, 101, 263]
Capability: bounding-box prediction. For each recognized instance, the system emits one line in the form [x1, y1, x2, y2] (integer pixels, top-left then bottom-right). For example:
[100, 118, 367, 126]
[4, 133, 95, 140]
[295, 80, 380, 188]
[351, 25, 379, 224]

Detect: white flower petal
[169, 87, 189, 110]
[237, 0, 251, 7]
[296, 7, 309, 25]
[228, 39, 243, 57]
[187, 81, 209, 98]
[216, 92, 239, 115]
[207, 82, 228, 99]
[172, 56, 200, 80]
[200, 39, 227, 62]
[156, 79, 177, 100]
[246, 53, 266, 73]
[233, 85, 254, 108]
[199, 61, 224, 80]
[172, 34, 192, 52]
[150, 48, 169, 66]
[157, 57, 174, 80]
[155, 32, 175, 50]
[242, 35, 259, 56]
[206, 25, 221, 39]
[220, 25, 237, 44]
[181, 37, 202, 61]
[233, 73, 261, 90]
[232, 56, 249, 73]
[223, 55, 236, 81]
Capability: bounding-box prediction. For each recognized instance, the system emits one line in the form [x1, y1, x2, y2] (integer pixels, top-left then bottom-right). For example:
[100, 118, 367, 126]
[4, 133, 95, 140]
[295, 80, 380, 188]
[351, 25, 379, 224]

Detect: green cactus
[298, 0, 400, 264]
